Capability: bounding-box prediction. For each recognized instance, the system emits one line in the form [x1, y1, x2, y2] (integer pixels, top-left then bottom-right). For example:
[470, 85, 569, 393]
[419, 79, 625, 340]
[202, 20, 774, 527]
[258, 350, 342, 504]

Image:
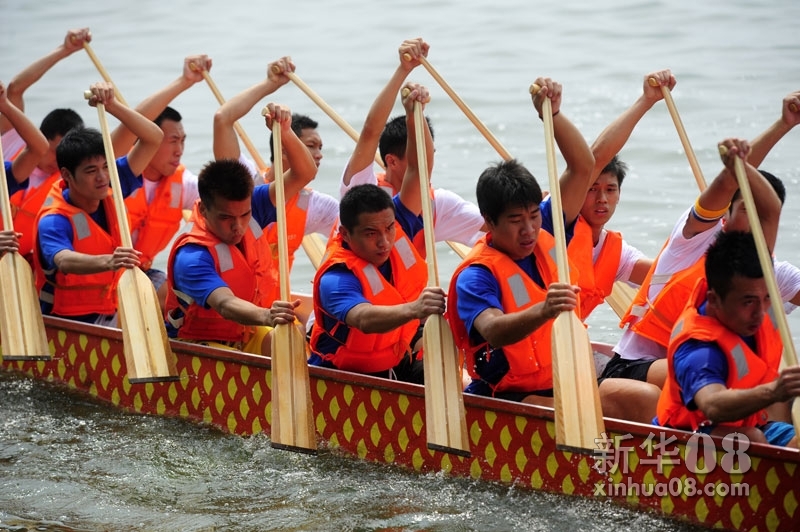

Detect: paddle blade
[551, 311, 605, 453]
[117, 268, 177, 383]
[301, 234, 326, 270]
[605, 281, 636, 320]
[270, 322, 316, 454]
[422, 314, 470, 457]
[0, 253, 51, 360]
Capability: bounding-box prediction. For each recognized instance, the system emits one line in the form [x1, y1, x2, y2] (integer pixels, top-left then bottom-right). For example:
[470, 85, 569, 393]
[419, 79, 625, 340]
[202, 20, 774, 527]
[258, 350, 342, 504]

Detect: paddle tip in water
[529, 83, 542, 95]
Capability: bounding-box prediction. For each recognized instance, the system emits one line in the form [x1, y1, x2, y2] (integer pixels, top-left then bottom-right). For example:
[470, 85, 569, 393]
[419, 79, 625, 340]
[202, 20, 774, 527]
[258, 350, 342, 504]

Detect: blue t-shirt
[309, 195, 423, 362]
[5, 161, 29, 197]
[167, 184, 277, 337]
[37, 156, 140, 320]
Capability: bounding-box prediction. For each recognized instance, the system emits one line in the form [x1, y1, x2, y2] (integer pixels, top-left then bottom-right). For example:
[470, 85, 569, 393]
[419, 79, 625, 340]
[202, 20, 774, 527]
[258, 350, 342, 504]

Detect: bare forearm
[591, 94, 654, 174]
[55, 251, 113, 275]
[215, 298, 271, 327]
[7, 46, 72, 108]
[700, 385, 775, 424]
[279, 130, 318, 199]
[347, 303, 416, 334]
[213, 79, 280, 160]
[749, 119, 792, 168]
[106, 102, 163, 175]
[479, 304, 553, 347]
[555, 114, 595, 222]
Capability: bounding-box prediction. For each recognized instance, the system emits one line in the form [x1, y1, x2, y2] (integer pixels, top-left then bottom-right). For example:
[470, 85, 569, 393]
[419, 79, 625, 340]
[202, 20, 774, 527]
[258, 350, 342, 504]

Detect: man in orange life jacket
[656, 230, 799, 448]
[0, 29, 90, 263]
[34, 83, 164, 326]
[309, 86, 445, 383]
[165, 103, 317, 357]
[108, 54, 213, 311]
[339, 38, 485, 252]
[213, 57, 339, 268]
[0, 80, 49, 256]
[447, 78, 595, 406]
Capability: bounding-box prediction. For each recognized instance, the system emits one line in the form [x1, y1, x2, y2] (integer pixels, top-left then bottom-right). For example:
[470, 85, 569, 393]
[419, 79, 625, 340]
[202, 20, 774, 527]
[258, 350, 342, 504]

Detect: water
[1, 0, 799, 529]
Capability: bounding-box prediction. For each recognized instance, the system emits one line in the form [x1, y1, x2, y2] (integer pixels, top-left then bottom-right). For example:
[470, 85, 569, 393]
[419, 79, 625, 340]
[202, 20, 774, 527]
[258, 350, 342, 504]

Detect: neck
[591, 226, 603, 247]
[68, 192, 102, 214]
[142, 165, 164, 182]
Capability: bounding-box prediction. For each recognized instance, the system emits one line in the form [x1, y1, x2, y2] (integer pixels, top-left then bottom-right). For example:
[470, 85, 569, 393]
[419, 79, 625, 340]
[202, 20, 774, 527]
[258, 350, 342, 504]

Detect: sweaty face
[709, 274, 770, 338]
[63, 155, 110, 206]
[199, 197, 252, 246]
[341, 208, 396, 266]
[298, 128, 323, 168]
[486, 203, 542, 261]
[148, 119, 186, 179]
[580, 172, 620, 229]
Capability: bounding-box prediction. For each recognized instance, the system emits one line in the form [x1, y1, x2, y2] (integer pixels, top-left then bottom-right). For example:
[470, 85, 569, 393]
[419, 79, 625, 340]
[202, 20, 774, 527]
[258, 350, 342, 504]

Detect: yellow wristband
[693, 197, 730, 220]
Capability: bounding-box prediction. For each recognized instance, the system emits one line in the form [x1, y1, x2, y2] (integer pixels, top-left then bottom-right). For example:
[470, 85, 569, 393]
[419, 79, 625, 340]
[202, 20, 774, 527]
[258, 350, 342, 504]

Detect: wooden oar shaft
[200, 70, 269, 171]
[282, 69, 385, 169]
[82, 43, 129, 107]
[412, 55, 512, 161]
[271, 120, 291, 301]
[728, 153, 798, 367]
[412, 101, 439, 285]
[541, 98, 570, 283]
[648, 78, 706, 191]
[0, 137, 14, 231]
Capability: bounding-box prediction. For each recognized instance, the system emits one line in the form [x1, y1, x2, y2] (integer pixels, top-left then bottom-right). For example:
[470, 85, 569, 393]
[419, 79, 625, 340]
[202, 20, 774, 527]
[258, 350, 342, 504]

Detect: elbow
[213, 108, 232, 130]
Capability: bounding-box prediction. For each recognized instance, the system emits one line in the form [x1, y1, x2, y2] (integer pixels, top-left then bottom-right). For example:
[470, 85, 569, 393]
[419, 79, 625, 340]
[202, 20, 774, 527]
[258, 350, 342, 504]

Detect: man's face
[148, 119, 186, 179]
[486, 203, 542, 261]
[724, 198, 750, 233]
[340, 208, 396, 266]
[199, 196, 252, 246]
[62, 155, 110, 204]
[298, 127, 323, 168]
[580, 172, 620, 229]
[708, 274, 769, 338]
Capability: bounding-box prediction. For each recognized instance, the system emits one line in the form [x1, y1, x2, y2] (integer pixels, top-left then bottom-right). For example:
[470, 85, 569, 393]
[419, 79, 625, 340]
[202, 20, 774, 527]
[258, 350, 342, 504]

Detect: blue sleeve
[673, 339, 729, 410]
[393, 195, 424, 241]
[540, 196, 576, 244]
[317, 265, 369, 322]
[251, 184, 278, 229]
[37, 214, 75, 270]
[115, 155, 143, 198]
[172, 244, 228, 308]
[6, 161, 29, 195]
[455, 265, 503, 342]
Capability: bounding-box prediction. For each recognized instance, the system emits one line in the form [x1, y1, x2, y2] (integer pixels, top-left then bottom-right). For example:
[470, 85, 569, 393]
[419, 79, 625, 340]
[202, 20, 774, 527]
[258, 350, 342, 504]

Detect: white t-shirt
[1, 128, 52, 187]
[593, 229, 646, 284]
[340, 164, 485, 247]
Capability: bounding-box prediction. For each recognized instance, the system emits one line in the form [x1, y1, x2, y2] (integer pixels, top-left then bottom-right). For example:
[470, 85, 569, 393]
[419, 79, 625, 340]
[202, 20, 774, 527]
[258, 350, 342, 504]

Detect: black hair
[154, 106, 182, 127]
[55, 127, 105, 176]
[705, 230, 763, 299]
[269, 113, 318, 162]
[40, 108, 84, 141]
[339, 184, 395, 232]
[730, 170, 786, 211]
[475, 159, 542, 225]
[197, 158, 254, 209]
[378, 114, 435, 165]
[601, 155, 629, 187]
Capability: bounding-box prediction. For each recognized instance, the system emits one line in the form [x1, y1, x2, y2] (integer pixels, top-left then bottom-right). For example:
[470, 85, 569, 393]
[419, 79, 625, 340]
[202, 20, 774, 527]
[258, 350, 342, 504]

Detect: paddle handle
[268, 112, 292, 301]
[85, 91, 133, 248]
[197, 68, 269, 172]
[405, 53, 512, 161]
[790, 103, 799, 113]
[720, 145, 798, 367]
[0, 135, 15, 232]
[81, 42, 129, 107]
[275, 67, 385, 169]
[648, 77, 706, 191]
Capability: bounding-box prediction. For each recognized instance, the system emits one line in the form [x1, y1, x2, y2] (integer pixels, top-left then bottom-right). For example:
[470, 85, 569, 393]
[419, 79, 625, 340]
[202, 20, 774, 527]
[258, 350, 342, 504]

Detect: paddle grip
[647, 77, 659, 87]
[83, 90, 93, 100]
[260, 106, 270, 117]
[529, 83, 542, 95]
[791, 103, 799, 113]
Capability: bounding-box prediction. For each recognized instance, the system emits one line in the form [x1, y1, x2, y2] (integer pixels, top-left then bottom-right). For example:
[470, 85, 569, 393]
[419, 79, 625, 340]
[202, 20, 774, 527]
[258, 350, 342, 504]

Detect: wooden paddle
[402, 92, 470, 457]
[193, 64, 326, 268]
[533, 84, 605, 452]
[85, 90, 177, 382]
[648, 77, 706, 191]
[80, 42, 129, 107]
[266, 110, 316, 454]
[0, 137, 50, 360]
[721, 144, 800, 435]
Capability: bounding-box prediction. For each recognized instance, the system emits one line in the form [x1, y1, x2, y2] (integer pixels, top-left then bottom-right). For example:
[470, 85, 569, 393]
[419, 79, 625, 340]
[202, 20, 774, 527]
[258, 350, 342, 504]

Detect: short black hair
[378, 114, 434, 165]
[154, 106, 182, 127]
[339, 184, 395, 232]
[705, 230, 763, 300]
[269, 113, 318, 162]
[56, 127, 105, 176]
[40, 108, 84, 141]
[198, 159, 254, 209]
[476, 159, 542, 225]
[730, 169, 786, 210]
[601, 155, 629, 187]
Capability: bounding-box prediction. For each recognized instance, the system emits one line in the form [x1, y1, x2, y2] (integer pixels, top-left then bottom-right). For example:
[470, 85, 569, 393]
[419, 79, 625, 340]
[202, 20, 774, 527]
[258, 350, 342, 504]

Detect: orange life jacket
[447, 231, 577, 394]
[125, 165, 185, 270]
[165, 201, 277, 344]
[5, 169, 62, 261]
[34, 181, 123, 316]
[376, 171, 396, 196]
[569, 217, 623, 320]
[656, 278, 782, 430]
[620, 243, 706, 349]
[309, 228, 427, 373]
[265, 187, 310, 270]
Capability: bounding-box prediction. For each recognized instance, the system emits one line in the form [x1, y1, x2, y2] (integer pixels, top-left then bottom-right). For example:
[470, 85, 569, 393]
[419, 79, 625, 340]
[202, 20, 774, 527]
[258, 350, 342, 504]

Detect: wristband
[538, 110, 559, 121]
[692, 197, 730, 222]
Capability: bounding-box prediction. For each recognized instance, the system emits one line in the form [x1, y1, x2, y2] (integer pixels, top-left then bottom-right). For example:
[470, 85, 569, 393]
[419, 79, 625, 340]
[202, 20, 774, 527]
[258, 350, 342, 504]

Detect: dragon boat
[1, 312, 798, 532]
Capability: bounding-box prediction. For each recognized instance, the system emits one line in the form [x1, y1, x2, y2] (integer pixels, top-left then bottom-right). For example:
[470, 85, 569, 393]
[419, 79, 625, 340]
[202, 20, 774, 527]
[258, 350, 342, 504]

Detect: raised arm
[263, 103, 317, 204]
[748, 90, 800, 168]
[111, 54, 211, 155]
[397, 83, 433, 216]
[0, 28, 90, 133]
[86, 82, 163, 176]
[0, 81, 48, 182]
[531, 77, 595, 225]
[212, 58, 292, 161]
[343, 38, 429, 184]
[591, 69, 675, 176]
